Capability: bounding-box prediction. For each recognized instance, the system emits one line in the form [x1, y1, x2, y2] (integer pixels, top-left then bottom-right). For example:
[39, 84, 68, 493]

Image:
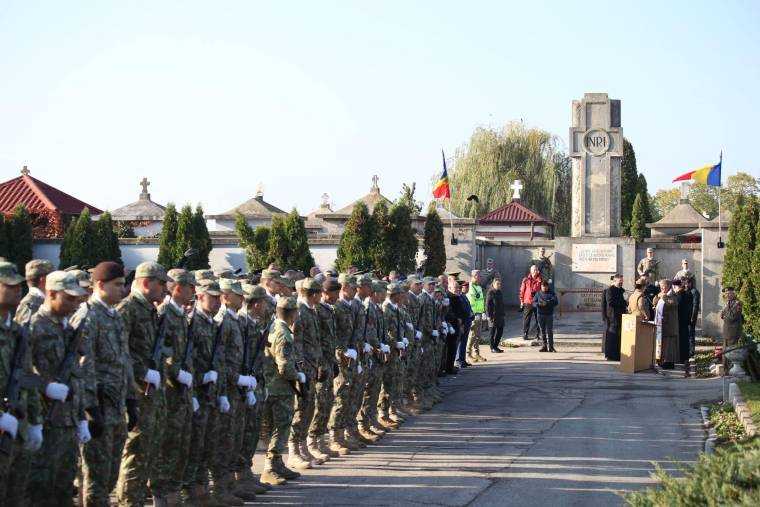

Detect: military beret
[337, 273, 356, 287]
[91, 261, 124, 283]
[260, 269, 281, 280]
[322, 278, 340, 292]
[134, 261, 168, 281]
[196, 280, 222, 296]
[387, 282, 403, 295]
[25, 259, 54, 279]
[277, 296, 298, 310]
[243, 284, 267, 300]
[167, 268, 196, 286]
[219, 278, 244, 295]
[194, 269, 217, 283]
[46, 271, 87, 296]
[69, 269, 92, 288]
[0, 261, 24, 285]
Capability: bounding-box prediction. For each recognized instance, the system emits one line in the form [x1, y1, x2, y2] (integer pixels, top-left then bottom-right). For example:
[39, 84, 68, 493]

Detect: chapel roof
[0, 166, 102, 215]
[109, 178, 166, 221]
[477, 199, 552, 225]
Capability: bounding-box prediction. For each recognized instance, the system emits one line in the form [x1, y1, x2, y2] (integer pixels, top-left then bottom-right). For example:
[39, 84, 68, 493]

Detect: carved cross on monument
[679, 181, 691, 202]
[20, 165, 30, 176]
[510, 180, 523, 200]
[139, 177, 150, 200]
[569, 93, 623, 237]
[371, 174, 380, 192]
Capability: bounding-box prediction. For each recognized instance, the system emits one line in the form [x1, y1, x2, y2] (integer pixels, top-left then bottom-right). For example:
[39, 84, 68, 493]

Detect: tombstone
[569, 93, 624, 237]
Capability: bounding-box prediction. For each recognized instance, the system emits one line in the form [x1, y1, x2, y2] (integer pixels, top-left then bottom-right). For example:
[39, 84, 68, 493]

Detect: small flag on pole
[432, 150, 451, 199]
[672, 153, 722, 186]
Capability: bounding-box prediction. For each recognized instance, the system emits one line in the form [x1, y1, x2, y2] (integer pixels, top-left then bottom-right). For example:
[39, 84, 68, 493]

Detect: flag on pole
[432, 150, 451, 199]
[672, 153, 722, 186]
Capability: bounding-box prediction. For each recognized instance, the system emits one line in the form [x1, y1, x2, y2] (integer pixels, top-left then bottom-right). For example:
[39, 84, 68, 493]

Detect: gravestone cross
[510, 180, 523, 200]
[569, 93, 623, 237]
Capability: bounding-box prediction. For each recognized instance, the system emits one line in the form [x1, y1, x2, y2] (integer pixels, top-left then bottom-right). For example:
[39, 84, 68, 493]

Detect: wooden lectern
[619, 314, 656, 373]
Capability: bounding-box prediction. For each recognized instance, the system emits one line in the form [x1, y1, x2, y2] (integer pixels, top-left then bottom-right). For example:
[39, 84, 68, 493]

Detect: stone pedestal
[569, 93, 623, 237]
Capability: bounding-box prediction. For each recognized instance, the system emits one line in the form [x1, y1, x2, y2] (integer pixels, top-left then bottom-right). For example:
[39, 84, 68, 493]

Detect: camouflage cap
[356, 275, 373, 287]
[372, 280, 387, 293]
[387, 282, 404, 295]
[25, 259, 54, 279]
[134, 261, 168, 281]
[406, 276, 422, 286]
[242, 284, 267, 301]
[276, 296, 298, 310]
[46, 271, 88, 296]
[194, 269, 217, 283]
[280, 276, 295, 289]
[0, 261, 24, 285]
[422, 276, 437, 285]
[260, 269, 281, 280]
[299, 277, 322, 292]
[167, 268, 196, 286]
[69, 269, 92, 288]
[337, 273, 356, 287]
[218, 278, 244, 295]
[196, 280, 222, 296]
[215, 269, 236, 280]
[434, 285, 444, 294]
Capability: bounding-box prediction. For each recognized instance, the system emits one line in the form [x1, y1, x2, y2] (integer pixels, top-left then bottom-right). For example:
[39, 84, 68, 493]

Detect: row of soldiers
[0, 257, 457, 506]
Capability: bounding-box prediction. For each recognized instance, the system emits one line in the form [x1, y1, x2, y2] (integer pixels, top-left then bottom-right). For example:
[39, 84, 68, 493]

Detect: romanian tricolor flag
[432, 150, 451, 199]
[672, 153, 722, 186]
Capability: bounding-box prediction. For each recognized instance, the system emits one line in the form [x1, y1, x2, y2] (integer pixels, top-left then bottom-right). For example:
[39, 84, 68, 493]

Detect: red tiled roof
[477, 199, 552, 225]
[0, 174, 102, 215]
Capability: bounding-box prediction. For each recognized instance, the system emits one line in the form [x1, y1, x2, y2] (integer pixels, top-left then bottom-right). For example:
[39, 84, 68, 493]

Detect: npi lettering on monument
[571, 243, 617, 272]
[582, 129, 611, 156]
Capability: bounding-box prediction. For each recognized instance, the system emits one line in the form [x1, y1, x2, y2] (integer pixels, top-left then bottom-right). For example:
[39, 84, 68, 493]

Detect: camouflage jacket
[405, 291, 422, 330]
[316, 302, 337, 364]
[382, 301, 403, 347]
[294, 301, 322, 374]
[215, 306, 243, 397]
[14, 288, 45, 325]
[362, 298, 382, 349]
[189, 308, 221, 401]
[71, 296, 135, 424]
[0, 314, 42, 434]
[418, 291, 435, 336]
[263, 319, 299, 396]
[350, 297, 367, 350]
[116, 290, 161, 398]
[157, 298, 192, 395]
[334, 298, 354, 352]
[30, 305, 92, 427]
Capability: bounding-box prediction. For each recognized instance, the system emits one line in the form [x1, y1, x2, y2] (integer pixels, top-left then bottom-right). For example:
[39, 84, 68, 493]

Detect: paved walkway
[250, 315, 721, 506]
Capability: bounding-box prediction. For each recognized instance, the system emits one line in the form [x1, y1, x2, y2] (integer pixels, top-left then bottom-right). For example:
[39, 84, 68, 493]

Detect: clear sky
[1, 1, 758, 215]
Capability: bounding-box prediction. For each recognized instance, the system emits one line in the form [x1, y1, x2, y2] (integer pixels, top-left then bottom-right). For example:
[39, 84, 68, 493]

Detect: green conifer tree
[620, 139, 639, 235]
[372, 201, 393, 274]
[59, 220, 75, 269]
[723, 196, 757, 292]
[388, 202, 418, 274]
[267, 215, 290, 271]
[60, 208, 95, 269]
[0, 214, 9, 261]
[336, 202, 376, 272]
[8, 205, 34, 273]
[172, 205, 194, 269]
[630, 193, 647, 243]
[189, 205, 212, 269]
[423, 207, 446, 276]
[282, 209, 314, 274]
[157, 203, 179, 268]
[93, 211, 122, 265]
[235, 213, 272, 271]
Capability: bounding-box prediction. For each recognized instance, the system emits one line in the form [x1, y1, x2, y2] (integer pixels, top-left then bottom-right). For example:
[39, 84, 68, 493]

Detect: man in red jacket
[519, 265, 543, 342]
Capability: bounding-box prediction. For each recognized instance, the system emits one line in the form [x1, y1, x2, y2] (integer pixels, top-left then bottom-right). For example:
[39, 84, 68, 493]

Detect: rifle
[1, 319, 43, 454]
[48, 303, 91, 421]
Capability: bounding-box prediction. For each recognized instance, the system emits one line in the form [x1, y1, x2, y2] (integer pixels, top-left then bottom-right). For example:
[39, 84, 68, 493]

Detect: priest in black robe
[602, 274, 627, 361]
[673, 279, 693, 364]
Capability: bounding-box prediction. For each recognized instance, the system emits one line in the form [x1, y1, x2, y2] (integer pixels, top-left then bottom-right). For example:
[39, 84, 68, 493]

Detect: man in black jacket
[486, 279, 505, 353]
[443, 273, 466, 374]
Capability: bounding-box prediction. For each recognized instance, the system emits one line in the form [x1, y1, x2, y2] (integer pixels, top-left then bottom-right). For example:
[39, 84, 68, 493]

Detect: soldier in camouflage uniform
[416, 278, 438, 411]
[346, 275, 372, 446]
[327, 274, 356, 453]
[210, 278, 254, 505]
[288, 278, 323, 469]
[380, 283, 407, 427]
[181, 280, 222, 505]
[0, 261, 43, 507]
[71, 262, 134, 507]
[308, 278, 339, 460]
[152, 268, 196, 506]
[397, 282, 416, 417]
[115, 261, 168, 507]
[235, 284, 271, 495]
[28, 271, 92, 506]
[260, 297, 303, 486]
[14, 259, 53, 324]
[404, 277, 424, 413]
[358, 280, 390, 440]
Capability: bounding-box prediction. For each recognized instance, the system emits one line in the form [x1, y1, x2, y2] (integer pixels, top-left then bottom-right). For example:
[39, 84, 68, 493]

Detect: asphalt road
[250, 316, 721, 506]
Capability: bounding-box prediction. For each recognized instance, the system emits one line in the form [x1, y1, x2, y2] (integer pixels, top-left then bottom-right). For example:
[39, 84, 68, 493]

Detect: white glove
[246, 391, 257, 406]
[357, 363, 363, 375]
[203, 370, 218, 385]
[432, 330, 439, 338]
[395, 341, 406, 350]
[143, 369, 161, 389]
[0, 412, 19, 439]
[25, 423, 43, 451]
[443, 297, 450, 306]
[249, 376, 257, 389]
[402, 337, 409, 346]
[406, 322, 414, 331]
[77, 419, 92, 443]
[474, 314, 482, 321]
[218, 396, 230, 413]
[448, 326, 456, 335]
[177, 369, 193, 388]
[344, 348, 358, 360]
[45, 382, 69, 401]
[380, 344, 391, 354]
[237, 375, 254, 388]
[297, 372, 306, 384]
[363, 342, 372, 354]
[415, 331, 422, 340]
[192, 397, 200, 413]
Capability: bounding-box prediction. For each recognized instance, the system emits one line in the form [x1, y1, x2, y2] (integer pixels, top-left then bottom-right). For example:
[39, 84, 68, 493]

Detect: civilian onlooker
[533, 280, 558, 352]
[655, 279, 679, 369]
[486, 279, 505, 353]
[519, 265, 542, 342]
[466, 270, 486, 362]
[720, 286, 743, 347]
[685, 277, 700, 357]
[456, 281, 473, 368]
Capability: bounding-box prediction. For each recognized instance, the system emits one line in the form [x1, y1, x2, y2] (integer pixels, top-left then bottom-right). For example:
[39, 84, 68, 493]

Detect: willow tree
[448, 122, 572, 235]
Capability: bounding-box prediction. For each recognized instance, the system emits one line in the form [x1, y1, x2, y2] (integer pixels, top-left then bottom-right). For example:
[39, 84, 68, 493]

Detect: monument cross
[679, 181, 690, 202]
[371, 174, 380, 190]
[569, 93, 623, 237]
[510, 180, 523, 200]
[139, 177, 150, 199]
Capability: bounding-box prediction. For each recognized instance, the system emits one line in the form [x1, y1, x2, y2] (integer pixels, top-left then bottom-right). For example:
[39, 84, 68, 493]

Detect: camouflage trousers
[154, 387, 192, 495]
[212, 390, 246, 484]
[0, 436, 33, 506]
[29, 426, 78, 507]
[379, 354, 400, 415]
[416, 337, 435, 391]
[236, 383, 265, 472]
[81, 421, 128, 506]
[467, 317, 483, 356]
[358, 359, 384, 429]
[328, 360, 353, 430]
[309, 365, 335, 437]
[348, 358, 369, 425]
[261, 394, 294, 459]
[116, 391, 165, 506]
[289, 366, 316, 443]
[184, 396, 220, 487]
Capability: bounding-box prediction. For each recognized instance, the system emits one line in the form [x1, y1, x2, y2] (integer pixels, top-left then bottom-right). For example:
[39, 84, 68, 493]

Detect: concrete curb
[726, 380, 758, 438]
[699, 405, 716, 455]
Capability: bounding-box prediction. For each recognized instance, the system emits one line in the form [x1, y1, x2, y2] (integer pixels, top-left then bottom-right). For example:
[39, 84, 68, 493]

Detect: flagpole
[718, 150, 724, 248]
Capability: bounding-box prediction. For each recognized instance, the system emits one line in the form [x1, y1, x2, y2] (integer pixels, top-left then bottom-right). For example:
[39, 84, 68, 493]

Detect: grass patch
[737, 380, 760, 429]
[708, 403, 746, 445]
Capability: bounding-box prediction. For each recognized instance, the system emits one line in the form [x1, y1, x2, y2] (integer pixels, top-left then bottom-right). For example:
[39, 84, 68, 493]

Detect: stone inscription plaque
[572, 244, 617, 272]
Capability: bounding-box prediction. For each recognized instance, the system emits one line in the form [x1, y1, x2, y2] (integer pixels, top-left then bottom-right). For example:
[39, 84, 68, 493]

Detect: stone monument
[569, 93, 623, 237]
